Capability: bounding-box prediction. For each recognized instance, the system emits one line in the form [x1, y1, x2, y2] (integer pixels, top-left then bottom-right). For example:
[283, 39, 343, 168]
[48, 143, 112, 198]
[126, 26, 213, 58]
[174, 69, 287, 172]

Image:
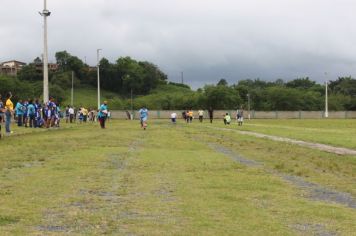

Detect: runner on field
[139, 107, 148, 130]
[208, 107, 214, 123]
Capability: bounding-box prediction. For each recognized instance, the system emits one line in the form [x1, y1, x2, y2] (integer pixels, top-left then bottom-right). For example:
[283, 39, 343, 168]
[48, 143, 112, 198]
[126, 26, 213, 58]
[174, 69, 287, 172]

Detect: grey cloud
[1, 0, 356, 88]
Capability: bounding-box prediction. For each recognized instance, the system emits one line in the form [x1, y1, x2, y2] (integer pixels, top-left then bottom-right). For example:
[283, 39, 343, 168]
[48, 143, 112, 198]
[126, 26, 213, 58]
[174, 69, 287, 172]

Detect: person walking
[4, 92, 14, 135]
[198, 109, 204, 123]
[208, 107, 214, 123]
[187, 109, 193, 123]
[139, 107, 148, 130]
[98, 101, 108, 129]
[237, 107, 244, 126]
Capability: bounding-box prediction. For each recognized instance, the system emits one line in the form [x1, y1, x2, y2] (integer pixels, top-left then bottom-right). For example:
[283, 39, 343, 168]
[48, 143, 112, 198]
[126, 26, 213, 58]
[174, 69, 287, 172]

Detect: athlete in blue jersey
[15, 100, 24, 126]
[22, 100, 29, 127]
[46, 97, 57, 128]
[98, 101, 108, 129]
[139, 107, 148, 130]
[27, 100, 36, 128]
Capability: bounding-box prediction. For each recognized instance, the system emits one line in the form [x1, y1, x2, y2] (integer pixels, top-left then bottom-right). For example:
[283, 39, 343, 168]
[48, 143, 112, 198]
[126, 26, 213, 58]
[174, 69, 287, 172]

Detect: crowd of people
[0, 91, 114, 138]
[0, 91, 245, 139]
[64, 105, 106, 124]
[178, 107, 244, 126]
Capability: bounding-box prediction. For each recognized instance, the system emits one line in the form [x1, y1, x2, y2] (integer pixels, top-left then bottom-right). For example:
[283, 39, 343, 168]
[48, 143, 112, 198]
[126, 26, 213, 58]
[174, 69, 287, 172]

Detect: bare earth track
[209, 126, 356, 156]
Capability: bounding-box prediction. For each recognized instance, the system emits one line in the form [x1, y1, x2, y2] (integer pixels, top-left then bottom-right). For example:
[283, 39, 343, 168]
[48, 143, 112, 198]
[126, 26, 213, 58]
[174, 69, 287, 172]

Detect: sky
[1, 0, 356, 88]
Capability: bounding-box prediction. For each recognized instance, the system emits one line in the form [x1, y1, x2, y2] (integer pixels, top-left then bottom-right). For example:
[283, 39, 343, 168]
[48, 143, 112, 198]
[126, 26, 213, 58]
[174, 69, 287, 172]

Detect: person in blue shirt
[15, 100, 24, 126]
[55, 104, 61, 127]
[139, 107, 148, 130]
[22, 100, 29, 127]
[98, 101, 108, 129]
[27, 100, 36, 128]
[35, 107, 44, 128]
[46, 97, 56, 128]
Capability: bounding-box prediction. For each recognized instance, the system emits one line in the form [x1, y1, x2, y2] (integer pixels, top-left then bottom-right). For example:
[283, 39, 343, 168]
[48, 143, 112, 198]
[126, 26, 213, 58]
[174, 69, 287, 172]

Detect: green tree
[17, 64, 42, 81]
[204, 85, 241, 109]
[286, 77, 315, 89]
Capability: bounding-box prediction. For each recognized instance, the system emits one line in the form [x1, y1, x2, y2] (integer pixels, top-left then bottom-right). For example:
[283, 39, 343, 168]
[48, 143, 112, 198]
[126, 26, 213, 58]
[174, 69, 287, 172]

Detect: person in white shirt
[198, 109, 204, 123]
[68, 106, 75, 123]
[171, 112, 177, 124]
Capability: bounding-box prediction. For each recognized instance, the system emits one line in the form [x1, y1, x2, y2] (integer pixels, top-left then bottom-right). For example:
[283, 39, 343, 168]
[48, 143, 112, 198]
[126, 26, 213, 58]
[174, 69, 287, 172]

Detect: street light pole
[71, 71, 74, 106]
[325, 72, 329, 118]
[97, 49, 102, 109]
[131, 88, 133, 118]
[247, 93, 251, 120]
[39, 0, 51, 103]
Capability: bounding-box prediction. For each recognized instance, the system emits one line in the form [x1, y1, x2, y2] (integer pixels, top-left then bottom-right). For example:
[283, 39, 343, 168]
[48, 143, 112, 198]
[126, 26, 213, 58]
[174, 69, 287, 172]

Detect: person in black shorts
[208, 107, 214, 123]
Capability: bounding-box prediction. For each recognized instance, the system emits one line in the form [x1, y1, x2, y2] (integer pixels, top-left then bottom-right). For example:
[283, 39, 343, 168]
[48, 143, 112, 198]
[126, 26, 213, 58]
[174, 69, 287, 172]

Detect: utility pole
[181, 71, 184, 84]
[71, 71, 74, 106]
[325, 72, 329, 118]
[247, 93, 251, 120]
[97, 49, 102, 109]
[130, 88, 133, 119]
[39, 0, 51, 103]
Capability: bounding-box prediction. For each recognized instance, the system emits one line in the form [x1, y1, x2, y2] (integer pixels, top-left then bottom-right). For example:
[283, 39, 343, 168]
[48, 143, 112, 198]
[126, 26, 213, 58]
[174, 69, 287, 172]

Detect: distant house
[33, 58, 59, 72]
[88, 66, 97, 72]
[0, 60, 26, 76]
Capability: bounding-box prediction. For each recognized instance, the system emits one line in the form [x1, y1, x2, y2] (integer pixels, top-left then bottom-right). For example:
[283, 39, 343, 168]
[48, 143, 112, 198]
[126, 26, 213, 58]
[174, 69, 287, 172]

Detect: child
[237, 108, 244, 126]
[224, 113, 231, 125]
[78, 108, 84, 124]
[139, 107, 148, 130]
[171, 112, 177, 124]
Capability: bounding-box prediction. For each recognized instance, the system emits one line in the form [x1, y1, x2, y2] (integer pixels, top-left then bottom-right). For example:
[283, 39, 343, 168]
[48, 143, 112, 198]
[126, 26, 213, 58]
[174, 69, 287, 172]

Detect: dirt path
[209, 126, 356, 156]
[208, 142, 356, 209]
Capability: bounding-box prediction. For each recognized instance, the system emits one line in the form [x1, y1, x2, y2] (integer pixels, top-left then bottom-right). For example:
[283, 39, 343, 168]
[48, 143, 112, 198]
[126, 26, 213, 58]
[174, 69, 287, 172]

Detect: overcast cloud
[1, 0, 356, 88]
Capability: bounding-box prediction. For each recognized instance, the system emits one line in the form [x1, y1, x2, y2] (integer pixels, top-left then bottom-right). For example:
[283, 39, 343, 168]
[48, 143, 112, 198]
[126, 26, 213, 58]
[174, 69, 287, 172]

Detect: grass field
[215, 119, 356, 149]
[0, 119, 355, 235]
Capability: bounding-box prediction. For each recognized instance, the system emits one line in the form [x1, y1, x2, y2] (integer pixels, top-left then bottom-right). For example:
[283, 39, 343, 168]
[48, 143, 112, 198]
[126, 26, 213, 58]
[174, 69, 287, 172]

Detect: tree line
[1, 50, 356, 110]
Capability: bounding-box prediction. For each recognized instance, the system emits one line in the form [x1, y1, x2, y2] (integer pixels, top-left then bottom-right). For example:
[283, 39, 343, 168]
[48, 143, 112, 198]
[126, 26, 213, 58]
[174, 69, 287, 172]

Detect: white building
[0, 60, 26, 76]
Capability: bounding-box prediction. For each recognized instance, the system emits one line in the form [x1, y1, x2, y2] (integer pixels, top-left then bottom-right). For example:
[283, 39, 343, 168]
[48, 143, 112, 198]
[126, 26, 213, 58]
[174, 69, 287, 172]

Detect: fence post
[345, 111, 348, 119]
[252, 110, 255, 119]
[275, 111, 278, 119]
[299, 110, 302, 119]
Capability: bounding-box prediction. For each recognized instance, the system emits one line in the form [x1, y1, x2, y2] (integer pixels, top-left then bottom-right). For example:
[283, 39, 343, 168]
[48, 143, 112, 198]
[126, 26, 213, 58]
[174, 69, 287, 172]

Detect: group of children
[65, 106, 105, 124]
[224, 109, 244, 125]
[174, 108, 244, 126]
[13, 97, 59, 129]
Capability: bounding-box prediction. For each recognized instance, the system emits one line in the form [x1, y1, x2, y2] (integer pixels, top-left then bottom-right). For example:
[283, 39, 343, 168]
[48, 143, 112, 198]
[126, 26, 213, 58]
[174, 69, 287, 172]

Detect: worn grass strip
[208, 126, 356, 155]
[223, 119, 356, 149]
